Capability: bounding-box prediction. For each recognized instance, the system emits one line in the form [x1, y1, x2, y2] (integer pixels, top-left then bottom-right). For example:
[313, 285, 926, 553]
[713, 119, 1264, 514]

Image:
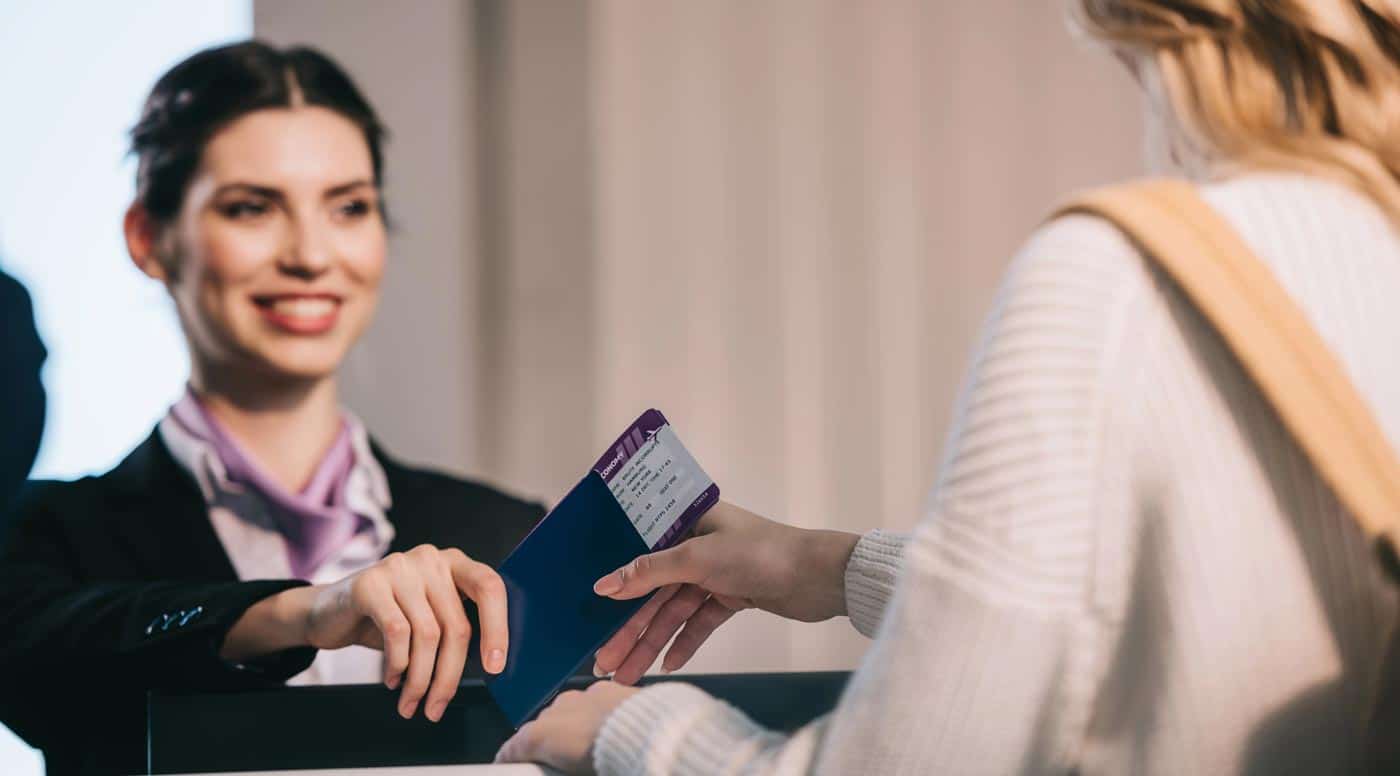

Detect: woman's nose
[279, 218, 334, 278]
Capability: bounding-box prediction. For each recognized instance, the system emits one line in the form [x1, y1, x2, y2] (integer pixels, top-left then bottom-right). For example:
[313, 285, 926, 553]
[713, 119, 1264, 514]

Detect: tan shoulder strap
[1053, 178, 1400, 581]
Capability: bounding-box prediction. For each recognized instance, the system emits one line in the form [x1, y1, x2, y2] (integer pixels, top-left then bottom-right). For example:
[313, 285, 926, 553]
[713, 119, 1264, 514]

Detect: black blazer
[0, 430, 544, 776]
[0, 268, 46, 513]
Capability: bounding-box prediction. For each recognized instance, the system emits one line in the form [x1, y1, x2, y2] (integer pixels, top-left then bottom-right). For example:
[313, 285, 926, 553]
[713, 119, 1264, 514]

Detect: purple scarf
[169, 391, 364, 579]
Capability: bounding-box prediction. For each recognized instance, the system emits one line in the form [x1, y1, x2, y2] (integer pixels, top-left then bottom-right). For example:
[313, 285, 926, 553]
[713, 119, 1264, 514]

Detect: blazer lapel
[374, 441, 541, 568]
[375, 443, 488, 557]
[104, 430, 240, 582]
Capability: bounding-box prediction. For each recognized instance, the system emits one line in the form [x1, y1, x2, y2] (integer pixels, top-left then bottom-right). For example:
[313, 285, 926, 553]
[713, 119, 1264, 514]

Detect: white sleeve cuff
[594, 682, 782, 776]
[844, 529, 908, 638]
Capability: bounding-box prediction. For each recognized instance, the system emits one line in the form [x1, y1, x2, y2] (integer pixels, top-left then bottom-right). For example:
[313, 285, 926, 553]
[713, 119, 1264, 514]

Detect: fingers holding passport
[305, 544, 509, 722]
[446, 547, 510, 675]
[593, 583, 682, 678]
[591, 501, 861, 681]
[591, 503, 764, 681]
[610, 583, 710, 683]
[600, 582, 744, 682]
[662, 595, 741, 670]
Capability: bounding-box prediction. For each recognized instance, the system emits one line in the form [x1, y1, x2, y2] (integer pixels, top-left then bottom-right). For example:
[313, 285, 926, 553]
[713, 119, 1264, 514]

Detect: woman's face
[153, 106, 386, 384]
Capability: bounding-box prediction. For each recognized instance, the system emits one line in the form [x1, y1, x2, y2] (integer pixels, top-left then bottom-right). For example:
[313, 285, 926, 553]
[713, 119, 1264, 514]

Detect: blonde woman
[497, 1, 1400, 774]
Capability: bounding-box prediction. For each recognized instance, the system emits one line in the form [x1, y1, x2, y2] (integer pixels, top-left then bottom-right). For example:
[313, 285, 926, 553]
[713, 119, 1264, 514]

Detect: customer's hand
[495, 680, 640, 774]
[591, 501, 859, 683]
[223, 544, 507, 722]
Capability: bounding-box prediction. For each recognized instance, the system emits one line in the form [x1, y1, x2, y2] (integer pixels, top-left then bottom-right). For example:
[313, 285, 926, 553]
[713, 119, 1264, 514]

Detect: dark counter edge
[147, 670, 851, 774]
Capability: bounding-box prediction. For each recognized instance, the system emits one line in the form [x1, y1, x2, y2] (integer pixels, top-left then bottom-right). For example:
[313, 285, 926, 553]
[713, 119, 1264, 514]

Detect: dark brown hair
[130, 40, 386, 223]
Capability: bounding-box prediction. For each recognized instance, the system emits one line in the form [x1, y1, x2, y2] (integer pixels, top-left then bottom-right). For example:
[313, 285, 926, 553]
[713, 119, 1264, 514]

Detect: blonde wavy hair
[1074, 0, 1400, 221]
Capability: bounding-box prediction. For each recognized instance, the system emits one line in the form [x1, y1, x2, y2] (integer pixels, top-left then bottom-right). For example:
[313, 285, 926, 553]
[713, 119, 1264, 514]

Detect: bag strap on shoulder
[1053, 178, 1400, 582]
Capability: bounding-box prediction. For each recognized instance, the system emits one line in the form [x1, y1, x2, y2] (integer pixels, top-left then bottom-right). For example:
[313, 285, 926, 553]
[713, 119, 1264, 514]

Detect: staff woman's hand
[223, 544, 507, 722]
[591, 501, 859, 684]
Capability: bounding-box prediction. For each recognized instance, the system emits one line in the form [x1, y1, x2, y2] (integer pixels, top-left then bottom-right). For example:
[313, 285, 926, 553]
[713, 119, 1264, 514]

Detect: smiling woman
[0, 42, 543, 776]
[128, 103, 386, 396]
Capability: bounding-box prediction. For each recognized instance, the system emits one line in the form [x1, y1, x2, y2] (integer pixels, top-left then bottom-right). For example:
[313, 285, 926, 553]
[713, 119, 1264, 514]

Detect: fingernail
[593, 662, 608, 677]
[661, 666, 674, 675]
[594, 574, 622, 595]
[489, 648, 505, 673]
[399, 701, 414, 719]
[427, 701, 445, 722]
[386, 675, 400, 691]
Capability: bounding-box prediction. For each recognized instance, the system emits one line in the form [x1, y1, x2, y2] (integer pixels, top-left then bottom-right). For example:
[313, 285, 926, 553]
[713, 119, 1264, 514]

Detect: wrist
[221, 585, 316, 661]
[274, 584, 317, 647]
[795, 528, 860, 620]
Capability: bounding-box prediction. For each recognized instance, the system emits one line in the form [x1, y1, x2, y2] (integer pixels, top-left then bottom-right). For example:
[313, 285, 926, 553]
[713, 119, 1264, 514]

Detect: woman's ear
[123, 202, 172, 283]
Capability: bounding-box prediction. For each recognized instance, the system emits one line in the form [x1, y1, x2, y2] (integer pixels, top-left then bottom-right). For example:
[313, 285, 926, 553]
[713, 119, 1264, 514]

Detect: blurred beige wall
[257, 0, 1144, 673]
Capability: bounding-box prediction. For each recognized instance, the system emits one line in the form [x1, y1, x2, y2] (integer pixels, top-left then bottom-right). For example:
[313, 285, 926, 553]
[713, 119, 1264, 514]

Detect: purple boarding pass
[591, 409, 720, 550]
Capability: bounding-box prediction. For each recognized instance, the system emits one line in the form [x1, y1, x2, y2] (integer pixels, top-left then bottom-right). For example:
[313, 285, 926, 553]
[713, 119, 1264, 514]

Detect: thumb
[594, 543, 703, 600]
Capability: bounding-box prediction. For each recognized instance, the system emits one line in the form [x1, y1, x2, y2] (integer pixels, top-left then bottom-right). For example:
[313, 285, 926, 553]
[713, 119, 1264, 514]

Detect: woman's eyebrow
[212, 182, 283, 200]
[325, 179, 375, 198]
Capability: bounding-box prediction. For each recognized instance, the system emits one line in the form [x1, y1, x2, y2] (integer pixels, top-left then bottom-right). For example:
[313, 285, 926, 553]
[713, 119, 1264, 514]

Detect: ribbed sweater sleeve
[844, 529, 908, 637]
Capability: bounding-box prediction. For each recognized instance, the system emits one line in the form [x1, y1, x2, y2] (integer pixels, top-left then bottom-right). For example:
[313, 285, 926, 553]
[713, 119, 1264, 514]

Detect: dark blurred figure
[0, 265, 46, 513]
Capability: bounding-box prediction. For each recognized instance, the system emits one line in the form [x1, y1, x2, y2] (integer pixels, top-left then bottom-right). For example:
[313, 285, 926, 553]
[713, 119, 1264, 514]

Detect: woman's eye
[337, 198, 375, 219]
[219, 200, 270, 219]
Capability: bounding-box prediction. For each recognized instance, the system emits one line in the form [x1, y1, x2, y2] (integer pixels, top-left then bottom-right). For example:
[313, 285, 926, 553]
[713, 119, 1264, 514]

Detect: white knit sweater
[592, 173, 1400, 775]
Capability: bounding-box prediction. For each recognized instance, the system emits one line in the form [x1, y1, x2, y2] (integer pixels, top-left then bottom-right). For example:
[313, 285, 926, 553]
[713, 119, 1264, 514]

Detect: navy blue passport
[486, 473, 650, 726]
[485, 410, 720, 727]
